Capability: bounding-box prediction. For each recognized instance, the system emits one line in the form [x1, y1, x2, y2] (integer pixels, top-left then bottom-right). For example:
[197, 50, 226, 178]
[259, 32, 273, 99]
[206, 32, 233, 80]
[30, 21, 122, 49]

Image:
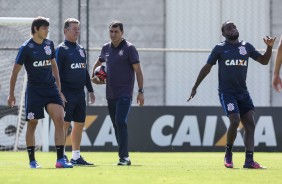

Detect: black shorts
[63, 91, 86, 123]
[219, 91, 255, 117]
[25, 86, 63, 121]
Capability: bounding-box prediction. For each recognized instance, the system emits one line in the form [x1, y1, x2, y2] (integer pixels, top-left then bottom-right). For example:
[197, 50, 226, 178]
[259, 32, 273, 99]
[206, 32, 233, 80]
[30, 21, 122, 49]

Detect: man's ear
[34, 26, 39, 33]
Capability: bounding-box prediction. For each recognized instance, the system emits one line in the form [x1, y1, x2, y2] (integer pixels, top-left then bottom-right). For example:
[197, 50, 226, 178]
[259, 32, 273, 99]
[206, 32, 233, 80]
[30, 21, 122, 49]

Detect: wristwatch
[138, 88, 144, 94]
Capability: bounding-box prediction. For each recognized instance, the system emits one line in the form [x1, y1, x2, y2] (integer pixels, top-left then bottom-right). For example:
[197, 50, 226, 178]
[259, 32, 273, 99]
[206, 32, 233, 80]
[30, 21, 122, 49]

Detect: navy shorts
[63, 91, 86, 123]
[25, 85, 63, 121]
[219, 91, 254, 117]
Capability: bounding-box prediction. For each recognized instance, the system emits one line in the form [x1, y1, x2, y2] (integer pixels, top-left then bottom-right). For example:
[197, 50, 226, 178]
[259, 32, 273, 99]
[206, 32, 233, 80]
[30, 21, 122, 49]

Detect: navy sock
[56, 145, 64, 160]
[27, 146, 35, 163]
[225, 144, 233, 155]
[245, 151, 254, 162]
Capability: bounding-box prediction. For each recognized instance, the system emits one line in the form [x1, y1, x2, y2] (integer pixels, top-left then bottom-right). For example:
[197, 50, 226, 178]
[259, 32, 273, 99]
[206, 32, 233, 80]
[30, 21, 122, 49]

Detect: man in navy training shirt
[56, 18, 95, 166]
[7, 16, 73, 169]
[91, 21, 144, 166]
[187, 21, 276, 169]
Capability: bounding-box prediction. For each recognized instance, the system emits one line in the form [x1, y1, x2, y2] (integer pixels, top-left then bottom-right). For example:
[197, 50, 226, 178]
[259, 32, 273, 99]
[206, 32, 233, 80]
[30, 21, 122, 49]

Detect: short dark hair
[109, 21, 123, 32]
[64, 18, 80, 29]
[221, 20, 231, 33]
[31, 16, 49, 35]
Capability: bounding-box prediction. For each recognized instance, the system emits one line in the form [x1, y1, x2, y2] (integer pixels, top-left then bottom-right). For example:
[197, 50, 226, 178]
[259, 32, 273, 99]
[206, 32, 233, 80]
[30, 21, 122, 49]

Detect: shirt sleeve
[15, 45, 27, 65]
[247, 42, 262, 61]
[55, 46, 65, 72]
[51, 41, 55, 59]
[207, 45, 219, 65]
[85, 69, 94, 92]
[83, 47, 94, 92]
[128, 45, 140, 64]
[98, 46, 106, 63]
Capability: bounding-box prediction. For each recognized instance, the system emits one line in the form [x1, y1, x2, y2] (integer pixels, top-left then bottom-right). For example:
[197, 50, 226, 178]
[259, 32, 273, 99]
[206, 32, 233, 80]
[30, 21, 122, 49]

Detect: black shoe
[70, 156, 94, 166]
[117, 158, 131, 166]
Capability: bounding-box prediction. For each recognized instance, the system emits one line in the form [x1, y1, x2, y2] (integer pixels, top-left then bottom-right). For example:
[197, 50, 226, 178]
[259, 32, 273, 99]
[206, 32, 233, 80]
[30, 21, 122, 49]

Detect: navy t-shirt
[99, 39, 139, 99]
[56, 40, 93, 93]
[207, 41, 262, 92]
[16, 38, 56, 87]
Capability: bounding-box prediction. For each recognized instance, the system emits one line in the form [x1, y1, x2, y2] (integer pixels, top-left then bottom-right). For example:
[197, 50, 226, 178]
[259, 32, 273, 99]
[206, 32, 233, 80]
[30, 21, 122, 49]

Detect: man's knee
[228, 114, 240, 127]
[245, 121, 255, 133]
[27, 120, 38, 130]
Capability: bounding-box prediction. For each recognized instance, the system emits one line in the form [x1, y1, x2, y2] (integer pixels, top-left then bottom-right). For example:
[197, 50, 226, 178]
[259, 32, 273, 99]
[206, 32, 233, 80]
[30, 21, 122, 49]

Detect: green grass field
[0, 152, 281, 184]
